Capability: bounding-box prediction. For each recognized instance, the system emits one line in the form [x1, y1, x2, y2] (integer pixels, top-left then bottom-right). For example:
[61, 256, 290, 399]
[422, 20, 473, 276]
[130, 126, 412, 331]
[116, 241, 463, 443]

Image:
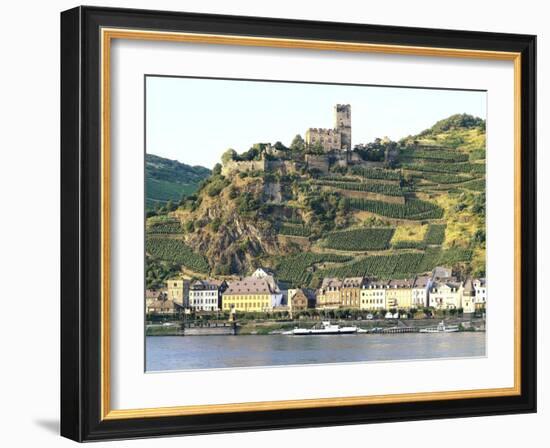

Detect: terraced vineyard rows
[423, 224, 446, 245]
[146, 217, 182, 234]
[322, 175, 361, 183]
[416, 247, 472, 273]
[346, 198, 444, 220]
[422, 173, 475, 184]
[436, 247, 473, 265]
[401, 149, 469, 162]
[314, 180, 404, 196]
[278, 223, 310, 237]
[461, 178, 486, 191]
[318, 252, 424, 279]
[350, 167, 401, 181]
[274, 253, 353, 286]
[324, 228, 395, 251]
[145, 237, 210, 273]
[404, 161, 485, 175]
[392, 240, 426, 249]
[317, 247, 471, 281]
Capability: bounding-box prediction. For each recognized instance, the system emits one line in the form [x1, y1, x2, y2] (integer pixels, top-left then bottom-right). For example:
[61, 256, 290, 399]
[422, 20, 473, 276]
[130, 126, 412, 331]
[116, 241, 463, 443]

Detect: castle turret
[334, 104, 351, 151]
[305, 104, 351, 153]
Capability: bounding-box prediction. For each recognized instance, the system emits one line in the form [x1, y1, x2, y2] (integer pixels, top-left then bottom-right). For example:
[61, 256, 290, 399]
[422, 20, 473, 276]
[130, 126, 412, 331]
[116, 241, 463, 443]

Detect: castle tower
[334, 104, 351, 151]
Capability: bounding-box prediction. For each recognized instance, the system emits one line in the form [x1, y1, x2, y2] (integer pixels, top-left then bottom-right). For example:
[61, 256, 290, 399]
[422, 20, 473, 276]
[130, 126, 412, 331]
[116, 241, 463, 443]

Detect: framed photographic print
[60, 6, 536, 442]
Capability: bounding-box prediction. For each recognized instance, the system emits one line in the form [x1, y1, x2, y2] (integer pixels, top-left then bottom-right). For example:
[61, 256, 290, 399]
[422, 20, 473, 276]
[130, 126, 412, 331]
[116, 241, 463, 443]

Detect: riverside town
[145, 90, 487, 368]
[146, 267, 486, 336]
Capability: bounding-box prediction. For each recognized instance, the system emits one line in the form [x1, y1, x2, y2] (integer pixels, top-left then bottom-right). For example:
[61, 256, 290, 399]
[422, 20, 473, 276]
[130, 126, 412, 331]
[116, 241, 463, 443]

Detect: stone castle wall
[221, 159, 266, 176]
[265, 160, 298, 175]
[305, 128, 342, 152]
[305, 154, 330, 173]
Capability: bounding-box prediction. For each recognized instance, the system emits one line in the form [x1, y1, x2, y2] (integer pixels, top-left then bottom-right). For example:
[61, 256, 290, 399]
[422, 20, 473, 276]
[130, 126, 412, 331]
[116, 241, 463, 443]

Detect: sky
[146, 76, 486, 169]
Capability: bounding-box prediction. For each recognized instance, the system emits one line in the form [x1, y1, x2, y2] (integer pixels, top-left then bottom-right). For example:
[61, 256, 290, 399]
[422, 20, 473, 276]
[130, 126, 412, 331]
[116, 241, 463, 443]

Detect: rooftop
[433, 266, 453, 279]
[224, 277, 274, 295]
[190, 279, 226, 290]
[413, 275, 432, 288]
[321, 277, 343, 289]
[388, 278, 413, 288]
[342, 277, 365, 288]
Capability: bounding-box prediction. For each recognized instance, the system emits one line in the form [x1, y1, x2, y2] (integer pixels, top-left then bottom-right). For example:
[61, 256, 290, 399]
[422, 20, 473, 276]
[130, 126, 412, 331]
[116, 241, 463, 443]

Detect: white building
[473, 278, 487, 310]
[412, 275, 432, 308]
[429, 281, 464, 310]
[360, 280, 387, 311]
[188, 279, 227, 312]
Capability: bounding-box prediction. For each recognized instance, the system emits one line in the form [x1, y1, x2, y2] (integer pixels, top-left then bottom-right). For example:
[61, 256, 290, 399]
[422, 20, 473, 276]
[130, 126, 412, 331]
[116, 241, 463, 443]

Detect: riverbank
[146, 316, 485, 336]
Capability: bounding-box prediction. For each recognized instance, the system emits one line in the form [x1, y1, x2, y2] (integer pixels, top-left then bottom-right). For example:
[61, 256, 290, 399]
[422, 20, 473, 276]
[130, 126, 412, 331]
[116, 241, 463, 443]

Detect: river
[146, 332, 486, 371]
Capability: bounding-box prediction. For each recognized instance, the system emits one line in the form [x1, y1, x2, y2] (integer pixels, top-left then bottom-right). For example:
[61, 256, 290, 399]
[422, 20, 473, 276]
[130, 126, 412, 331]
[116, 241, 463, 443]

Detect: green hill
[145, 114, 486, 288]
[145, 154, 211, 210]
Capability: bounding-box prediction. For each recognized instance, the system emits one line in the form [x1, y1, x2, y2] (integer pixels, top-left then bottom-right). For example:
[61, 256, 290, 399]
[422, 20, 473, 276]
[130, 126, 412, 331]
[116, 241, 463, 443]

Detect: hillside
[145, 154, 211, 210]
[145, 113, 486, 289]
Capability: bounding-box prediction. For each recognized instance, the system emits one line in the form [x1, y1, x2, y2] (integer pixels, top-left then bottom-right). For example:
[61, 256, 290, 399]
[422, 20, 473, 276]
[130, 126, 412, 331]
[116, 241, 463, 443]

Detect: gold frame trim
[100, 28, 522, 421]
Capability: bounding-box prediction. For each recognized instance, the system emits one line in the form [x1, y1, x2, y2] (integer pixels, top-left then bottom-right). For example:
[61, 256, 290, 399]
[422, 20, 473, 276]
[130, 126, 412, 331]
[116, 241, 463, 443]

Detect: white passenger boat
[419, 321, 459, 333]
[285, 321, 358, 335]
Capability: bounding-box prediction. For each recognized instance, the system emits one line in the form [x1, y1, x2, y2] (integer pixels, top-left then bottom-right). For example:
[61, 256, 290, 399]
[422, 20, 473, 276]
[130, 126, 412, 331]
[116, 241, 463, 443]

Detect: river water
[146, 332, 486, 371]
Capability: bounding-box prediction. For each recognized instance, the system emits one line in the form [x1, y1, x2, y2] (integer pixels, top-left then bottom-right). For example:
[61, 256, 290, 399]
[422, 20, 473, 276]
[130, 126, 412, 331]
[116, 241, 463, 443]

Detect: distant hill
[419, 113, 485, 136]
[146, 154, 211, 210]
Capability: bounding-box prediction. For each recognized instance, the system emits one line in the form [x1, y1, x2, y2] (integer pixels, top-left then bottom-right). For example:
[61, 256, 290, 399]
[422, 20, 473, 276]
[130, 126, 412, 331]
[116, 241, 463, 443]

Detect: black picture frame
[61, 5, 536, 442]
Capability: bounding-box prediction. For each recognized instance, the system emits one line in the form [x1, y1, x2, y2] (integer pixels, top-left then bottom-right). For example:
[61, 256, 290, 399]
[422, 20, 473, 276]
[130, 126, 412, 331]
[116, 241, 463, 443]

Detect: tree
[241, 146, 262, 161]
[212, 163, 222, 175]
[473, 229, 486, 244]
[472, 192, 486, 216]
[273, 141, 288, 151]
[221, 148, 237, 164]
[165, 200, 177, 212]
[289, 134, 305, 152]
[307, 142, 325, 154]
[184, 220, 195, 233]
[206, 177, 228, 197]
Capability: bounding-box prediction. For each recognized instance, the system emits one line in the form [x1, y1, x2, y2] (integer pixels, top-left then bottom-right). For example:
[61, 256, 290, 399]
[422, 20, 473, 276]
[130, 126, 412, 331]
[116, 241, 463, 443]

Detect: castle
[304, 104, 367, 173]
[221, 103, 393, 176]
[305, 104, 352, 152]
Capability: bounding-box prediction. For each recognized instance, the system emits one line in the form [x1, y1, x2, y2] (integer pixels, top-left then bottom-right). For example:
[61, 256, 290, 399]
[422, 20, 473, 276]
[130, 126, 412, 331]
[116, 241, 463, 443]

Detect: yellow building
[385, 279, 413, 310]
[360, 280, 387, 311]
[316, 278, 342, 309]
[340, 277, 364, 308]
[222, 277, 274, 312]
